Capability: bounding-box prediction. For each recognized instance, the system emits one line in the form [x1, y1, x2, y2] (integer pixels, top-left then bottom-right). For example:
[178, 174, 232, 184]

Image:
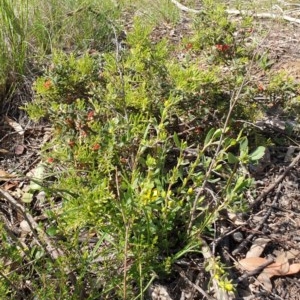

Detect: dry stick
[232, 182, 283, 256]
[232, 153, 300, 256]
[249, 151, 300, 209]
[170, 0, 300, 24]
[0, 187, 62, 260]
[173, 264, 216, 300]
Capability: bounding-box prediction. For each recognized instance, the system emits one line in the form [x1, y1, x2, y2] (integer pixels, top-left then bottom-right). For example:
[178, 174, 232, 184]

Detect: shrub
[21, 12, 273, 297]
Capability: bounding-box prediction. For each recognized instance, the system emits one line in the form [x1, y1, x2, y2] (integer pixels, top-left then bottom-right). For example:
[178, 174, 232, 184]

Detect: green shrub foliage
[20, 9, 295, 298]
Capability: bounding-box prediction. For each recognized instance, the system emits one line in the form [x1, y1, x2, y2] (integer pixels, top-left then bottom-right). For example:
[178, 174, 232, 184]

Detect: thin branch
[170, 0, 300, 24]
[0, 188, 62, 260]
[174, 264, 216, 300]
[232, 182, 283, 256]
[169, 0, 201, 13]
[187, 77, 251, 235]
[250, 151, 300, 209]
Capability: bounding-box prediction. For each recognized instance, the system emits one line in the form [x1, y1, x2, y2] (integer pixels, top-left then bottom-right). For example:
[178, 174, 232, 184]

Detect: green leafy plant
[6, 0, 300, 297]
[20, 14, 271, 298]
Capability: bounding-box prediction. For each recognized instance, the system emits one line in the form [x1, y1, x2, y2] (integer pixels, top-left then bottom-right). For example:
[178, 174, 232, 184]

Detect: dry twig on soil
[232, 183, 283, 256]
[170, 0, 300, 24]
[0, 187, 62, 260]
[174, 264, 215, 300]
[250, 151, 300, 209]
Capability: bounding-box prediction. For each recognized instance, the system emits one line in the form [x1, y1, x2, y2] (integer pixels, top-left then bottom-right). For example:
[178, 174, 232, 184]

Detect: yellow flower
[224, 282, 234, 292]
[187, 187, 193, 195]
[152, 189, 158, 198]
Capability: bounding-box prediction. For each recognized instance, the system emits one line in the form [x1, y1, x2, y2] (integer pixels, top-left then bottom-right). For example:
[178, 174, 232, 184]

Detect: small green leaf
[239, 137, 248, 153]
[22, 192, 34, 203]
[173, 132, 181, 148]
[249, 146, 265, 161]
[233, 177, 252, 193]
[204, 128, 215, 145]
[227, 152, 239, 164]
[208, 178, 220, 183]
[212, 128, 222, 139]
[35, 250, 44, 260]
[46, 226, 58, 236]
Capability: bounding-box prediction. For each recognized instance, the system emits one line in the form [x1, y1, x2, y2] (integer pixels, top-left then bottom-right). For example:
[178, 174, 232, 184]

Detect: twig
[212, 226, 244, 249]
[249, 151, 300, 209]
[227, 9, 300, 25]
[170, 0, 300, 24]
[169, 0, 200, 13]
[187, 74, 251, 235]
[174, 264, 215, 300]
[0, 188, 62, 260]
[232, 183, 283, 256]
[115, 168, 128, 300]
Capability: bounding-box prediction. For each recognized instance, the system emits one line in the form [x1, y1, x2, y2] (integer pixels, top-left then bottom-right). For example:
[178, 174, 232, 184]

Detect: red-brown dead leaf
[238, 257, 268, 272]
[286, 264, 300, 275]
[3, 181, 18, 191]
[0, 169, 16, 181]
[264, 252, 289, 277]
[238, 252, 300, 292]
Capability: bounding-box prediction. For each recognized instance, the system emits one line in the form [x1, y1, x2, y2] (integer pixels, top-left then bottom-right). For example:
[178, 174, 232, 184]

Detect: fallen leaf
[239, 254, 289, 277]
[19, 220, 31, 234]
[3, 181, 18, 191]
[287, 264, 300, 275]
[257, 272, 272, 291]
[286, 249, 300, 260]
[228, 212, 246, 225]
[256, 254, 288, 291]
[22, 192, 34, 203]
[36, 191, 46, 203]
[263, 252, 289, 277]
[26, 162, 46, 191]
[4, 116, 24, 135]
[14, 144, 25, 155]
[262, 261, 290, 278]
[238, 257, 269, 272]
[246, 238, 270, 258]
[238, 252, 300, 292]
[0, 149, 11, 156]
[0, 169, 16, 181]
[274, 249, 300, 260]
